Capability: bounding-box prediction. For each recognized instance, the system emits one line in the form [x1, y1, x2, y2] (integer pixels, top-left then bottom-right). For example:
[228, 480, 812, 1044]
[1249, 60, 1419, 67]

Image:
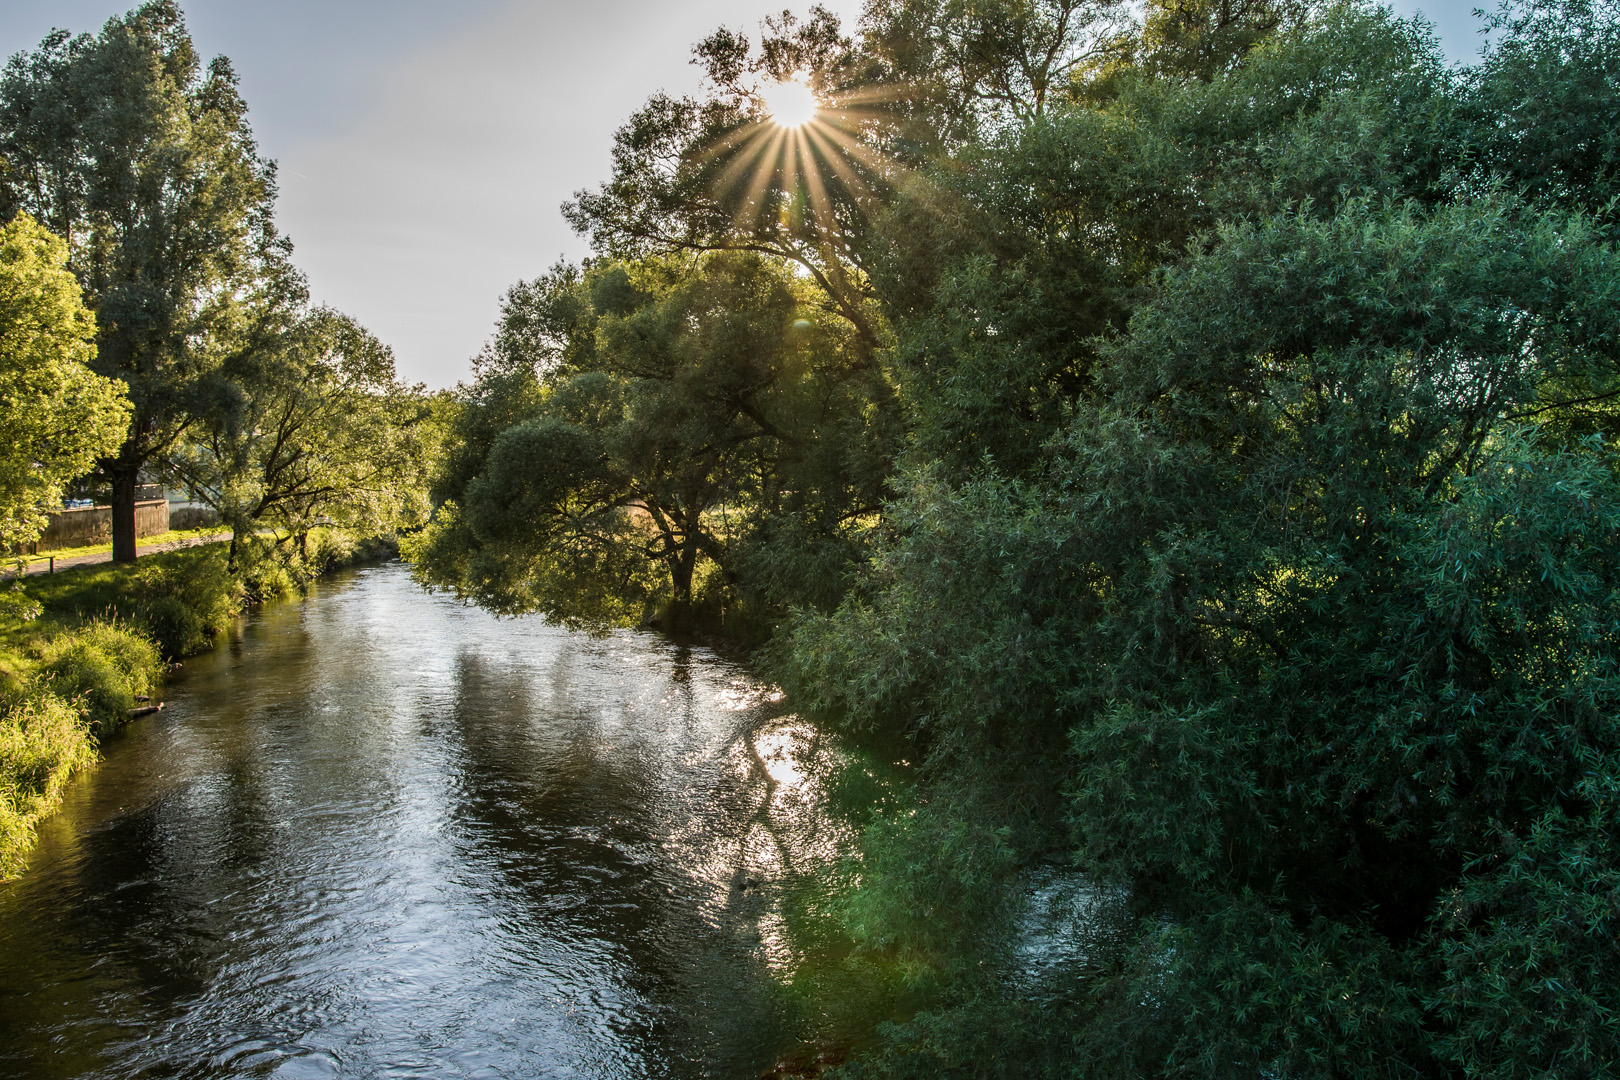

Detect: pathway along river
[0, 561, 864, 1079]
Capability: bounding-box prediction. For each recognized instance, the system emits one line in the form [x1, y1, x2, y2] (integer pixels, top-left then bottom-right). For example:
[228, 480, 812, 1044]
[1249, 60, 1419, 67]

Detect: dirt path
[20, 531, 232, 576]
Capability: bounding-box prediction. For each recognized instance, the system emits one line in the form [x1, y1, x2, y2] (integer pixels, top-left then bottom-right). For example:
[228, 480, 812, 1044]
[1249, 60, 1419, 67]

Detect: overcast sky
[2, 0, 1488, 388]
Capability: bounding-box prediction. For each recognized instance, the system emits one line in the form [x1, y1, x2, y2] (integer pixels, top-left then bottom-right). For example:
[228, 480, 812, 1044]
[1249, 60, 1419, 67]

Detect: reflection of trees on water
[437, 630, 831, 1075]
[0, 566, 849, 1079]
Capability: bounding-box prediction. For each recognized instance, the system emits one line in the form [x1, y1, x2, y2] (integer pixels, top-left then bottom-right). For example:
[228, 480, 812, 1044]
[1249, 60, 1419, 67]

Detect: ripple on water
[0, 562, 849, 1079]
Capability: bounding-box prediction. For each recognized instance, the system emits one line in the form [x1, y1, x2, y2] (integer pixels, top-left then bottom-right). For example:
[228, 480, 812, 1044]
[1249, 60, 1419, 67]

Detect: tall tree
[0, 213, 129, 552]
[565, 9, 891, 346]
[0, 1, 298, 562]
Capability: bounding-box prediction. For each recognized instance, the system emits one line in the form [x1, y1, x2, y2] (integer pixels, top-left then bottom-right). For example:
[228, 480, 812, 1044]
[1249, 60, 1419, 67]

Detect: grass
[0, 692, 100, 878]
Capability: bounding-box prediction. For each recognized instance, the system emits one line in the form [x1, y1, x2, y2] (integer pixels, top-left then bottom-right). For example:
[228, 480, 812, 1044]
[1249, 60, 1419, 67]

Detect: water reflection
[0, 562, 853, 1079]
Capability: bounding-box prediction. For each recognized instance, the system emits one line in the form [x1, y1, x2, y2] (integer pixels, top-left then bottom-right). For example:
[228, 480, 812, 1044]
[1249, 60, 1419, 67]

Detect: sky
[1, 0, 1488, 389]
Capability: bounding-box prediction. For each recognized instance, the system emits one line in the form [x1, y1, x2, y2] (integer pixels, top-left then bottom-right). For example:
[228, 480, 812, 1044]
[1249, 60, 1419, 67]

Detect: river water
[0, 561, 858, 1079]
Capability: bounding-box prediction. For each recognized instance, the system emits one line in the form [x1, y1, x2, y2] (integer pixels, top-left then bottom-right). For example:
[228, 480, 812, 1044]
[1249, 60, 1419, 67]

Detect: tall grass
[0, 620, 161, 877]
[0, 693, 97, 878]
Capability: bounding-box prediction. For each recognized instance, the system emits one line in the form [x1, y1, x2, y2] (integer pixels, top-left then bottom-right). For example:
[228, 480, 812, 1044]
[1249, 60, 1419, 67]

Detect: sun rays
[699, 77, 911, 241]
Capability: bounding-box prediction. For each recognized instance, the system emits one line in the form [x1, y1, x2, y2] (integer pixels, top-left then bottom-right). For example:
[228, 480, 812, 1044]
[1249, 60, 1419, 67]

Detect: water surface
[0, 561, 850, 1079]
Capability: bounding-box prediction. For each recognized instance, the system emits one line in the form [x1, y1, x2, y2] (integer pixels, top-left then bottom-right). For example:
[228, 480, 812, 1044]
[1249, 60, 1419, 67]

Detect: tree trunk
[110, 468, 139, 563]
[669, 542, 697, 633]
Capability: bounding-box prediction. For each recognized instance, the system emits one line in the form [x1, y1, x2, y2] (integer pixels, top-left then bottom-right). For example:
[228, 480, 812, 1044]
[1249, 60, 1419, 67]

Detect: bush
[130, 547, 240, 657]
[33, 621, 162, 735]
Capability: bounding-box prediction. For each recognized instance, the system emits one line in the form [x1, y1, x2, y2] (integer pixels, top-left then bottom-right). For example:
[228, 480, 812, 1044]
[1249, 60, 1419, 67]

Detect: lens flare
[760, 79, 817, 127]
[698, 75, 912, 244]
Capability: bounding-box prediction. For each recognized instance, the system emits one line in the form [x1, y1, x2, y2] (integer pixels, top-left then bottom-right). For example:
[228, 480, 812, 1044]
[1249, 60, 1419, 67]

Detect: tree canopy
[0, 213, 128, 552]
[408, 252, 898, 633]
[170, 306, 433, 562]
[0, 0, 299, 561]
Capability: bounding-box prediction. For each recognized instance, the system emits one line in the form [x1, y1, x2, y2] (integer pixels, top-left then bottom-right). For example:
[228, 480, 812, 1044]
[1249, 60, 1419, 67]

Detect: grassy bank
[0, 529, 395, 877]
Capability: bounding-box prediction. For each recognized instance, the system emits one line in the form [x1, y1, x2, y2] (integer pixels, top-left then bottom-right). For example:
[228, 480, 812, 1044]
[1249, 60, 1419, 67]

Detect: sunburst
[700, 74, 910, 242]
[760, 77, 818, 128]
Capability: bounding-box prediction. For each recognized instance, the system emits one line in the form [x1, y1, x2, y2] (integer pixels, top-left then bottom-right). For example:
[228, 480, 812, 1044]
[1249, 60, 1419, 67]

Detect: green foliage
[0, 1, 301, 558]
[128, 549, 240, 656]
[172, 308, 434, 549]
[0, 615, 162, 879]
[30, 620, 160, 736]
[775, 3, 1620, 1074]
[0, 691, 96, 879]
[411, 252, 899, 635]
[0, 214, 129, 551]
[843, 801, 1023, 981]
[565, 11, 883, 344]
[1462, 0, 1620, 216]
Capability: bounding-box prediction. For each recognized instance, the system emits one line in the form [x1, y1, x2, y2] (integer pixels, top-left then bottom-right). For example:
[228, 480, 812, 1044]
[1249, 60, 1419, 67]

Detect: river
[0, 561, 860, 1079]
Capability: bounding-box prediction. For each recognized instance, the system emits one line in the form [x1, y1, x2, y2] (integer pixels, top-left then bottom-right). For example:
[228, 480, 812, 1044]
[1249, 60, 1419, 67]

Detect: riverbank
[0, 530, 397, 877]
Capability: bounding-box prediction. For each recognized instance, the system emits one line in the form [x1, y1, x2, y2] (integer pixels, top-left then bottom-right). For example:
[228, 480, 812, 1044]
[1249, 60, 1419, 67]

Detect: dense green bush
[791, 3, 1620, 1076]
[129, 549, 240, 657]
[33, 621, 161, 736]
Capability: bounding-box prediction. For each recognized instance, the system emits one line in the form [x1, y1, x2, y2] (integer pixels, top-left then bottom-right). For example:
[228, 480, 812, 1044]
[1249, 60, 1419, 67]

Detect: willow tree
[0, 1, 297, 561]
[409, 253, 897, 634]
[0, 214, 129, 552]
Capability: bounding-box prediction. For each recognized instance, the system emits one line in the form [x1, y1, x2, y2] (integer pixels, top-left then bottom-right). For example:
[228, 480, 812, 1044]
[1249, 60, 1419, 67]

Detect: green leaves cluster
[170, 307, 432, 553]
[0, 213, 128, 551]
[774, 2, 1620, 1076]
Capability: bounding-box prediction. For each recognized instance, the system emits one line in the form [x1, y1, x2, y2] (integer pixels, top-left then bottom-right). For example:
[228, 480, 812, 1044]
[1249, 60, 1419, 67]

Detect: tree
[565, 9, 894, 346]
[773, 4, 1620, 1075]
[0, 213, 129, 552]
[409, 252, 898, 633]
[0, 1, 298, 562]
[170, 308, 432, 564]
[861, 0, 1130, 128]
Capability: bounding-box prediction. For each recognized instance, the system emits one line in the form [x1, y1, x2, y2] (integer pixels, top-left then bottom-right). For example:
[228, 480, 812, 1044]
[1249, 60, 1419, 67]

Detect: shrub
[33, 621, 161, 735]
[129, 548, 239, 657]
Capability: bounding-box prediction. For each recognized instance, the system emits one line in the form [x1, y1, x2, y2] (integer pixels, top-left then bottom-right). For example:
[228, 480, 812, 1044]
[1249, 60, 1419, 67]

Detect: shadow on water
[0, 562, 856, 1079]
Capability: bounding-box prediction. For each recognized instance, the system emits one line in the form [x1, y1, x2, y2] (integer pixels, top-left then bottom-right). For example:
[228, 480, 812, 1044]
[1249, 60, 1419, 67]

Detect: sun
[760, 78, 817, 127]
[697, 72, 909, 244]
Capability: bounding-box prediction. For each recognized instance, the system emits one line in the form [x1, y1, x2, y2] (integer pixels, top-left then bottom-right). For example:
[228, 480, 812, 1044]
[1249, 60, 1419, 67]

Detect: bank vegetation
[414, 0, 1620, 1075]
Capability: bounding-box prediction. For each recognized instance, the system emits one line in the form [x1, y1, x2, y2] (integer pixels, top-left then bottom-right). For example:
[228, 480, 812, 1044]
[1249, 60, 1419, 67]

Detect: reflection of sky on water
[0, 562, 854, 1079]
